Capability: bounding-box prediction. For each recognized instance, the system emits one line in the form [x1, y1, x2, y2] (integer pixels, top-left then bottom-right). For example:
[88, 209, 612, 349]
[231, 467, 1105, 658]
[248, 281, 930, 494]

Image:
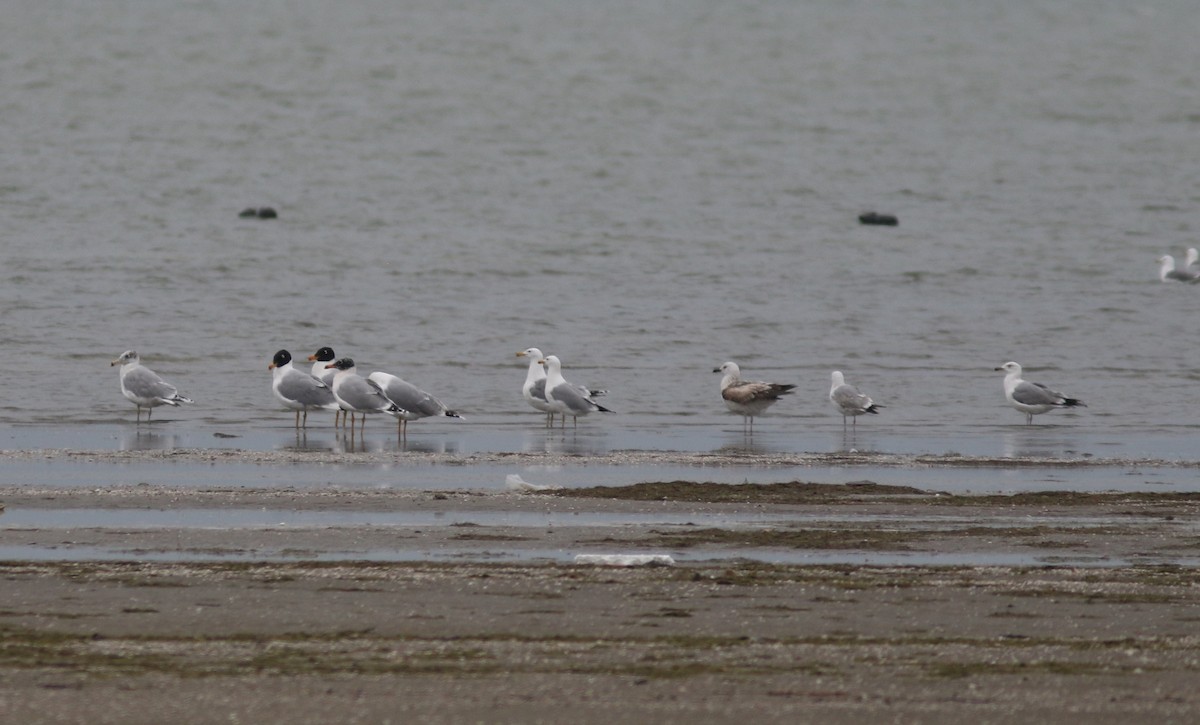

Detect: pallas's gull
[324, 358, 405, 433]
[269, 349, 338, 428]
[307, 346, 344, 426]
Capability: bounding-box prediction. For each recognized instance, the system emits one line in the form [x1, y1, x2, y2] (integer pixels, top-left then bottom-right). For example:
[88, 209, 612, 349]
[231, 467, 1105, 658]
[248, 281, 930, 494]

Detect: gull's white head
[830, 370, 846, 387]
[1186, 248, 1199, 268]
[994, 361, 1022, 376]
[111, 350, 139, 367]
[713, 361, 740, 377]
[539, 355, 561, 373]
[517, 347, 544, 360]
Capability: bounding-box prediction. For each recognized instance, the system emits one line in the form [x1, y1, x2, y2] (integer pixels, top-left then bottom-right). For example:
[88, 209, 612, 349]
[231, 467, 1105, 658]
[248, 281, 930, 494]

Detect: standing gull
[517, 347, 556, 426]
[829, 371, 882, 430]
[1157, 255, 1200, 283]
[307, 346, 344, 426]
[995, 361, 1086, 425]
[324, 358, 406, 433]
[367, 369, 463, 438]
[539, 355, 613, 428]
[713, 361, 795, 433]
[110, 350, 193, 423]
[269, 349, 338, 428]
[516, 347, 607, 427]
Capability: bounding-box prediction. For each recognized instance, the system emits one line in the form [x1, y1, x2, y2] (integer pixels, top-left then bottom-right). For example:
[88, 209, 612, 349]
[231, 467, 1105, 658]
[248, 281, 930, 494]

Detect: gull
[307, 346, 344, 426]
[517, 347, 557, 426]
[516, 347, 607, 427]
[324, 358, 406, 433]
[713, 361, 795, 432]
[268, 349, 338, 428]
[995, 361, 1086, 425]
[367, 370, 463, 438]
[829, 371, 882, 430]
[110, 350, 193, 423]
[1157, 254, 1200, 283]
[539, 355, 613, 428]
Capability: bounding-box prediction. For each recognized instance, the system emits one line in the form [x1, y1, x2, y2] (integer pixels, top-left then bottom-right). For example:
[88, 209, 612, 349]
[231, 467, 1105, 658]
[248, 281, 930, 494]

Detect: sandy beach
[2, 449, 1199, 723]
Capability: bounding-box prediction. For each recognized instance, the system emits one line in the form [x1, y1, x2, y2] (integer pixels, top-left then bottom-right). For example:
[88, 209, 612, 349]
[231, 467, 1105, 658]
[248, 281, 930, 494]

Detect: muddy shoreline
[2, 454, 1199, 722]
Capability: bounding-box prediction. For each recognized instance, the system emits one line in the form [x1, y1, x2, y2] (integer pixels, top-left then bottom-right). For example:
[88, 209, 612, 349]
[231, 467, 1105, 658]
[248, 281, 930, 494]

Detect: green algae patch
[553, 480, 931, 504]
[647, 527, 928, 550]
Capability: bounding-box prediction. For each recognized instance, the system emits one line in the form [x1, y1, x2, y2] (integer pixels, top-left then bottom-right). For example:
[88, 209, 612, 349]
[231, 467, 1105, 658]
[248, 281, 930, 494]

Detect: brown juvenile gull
[828, 370, 882, 430]
[110, 350, 193, 423]
[995, 361, 1086, 425]
[713, 361, 795, 433]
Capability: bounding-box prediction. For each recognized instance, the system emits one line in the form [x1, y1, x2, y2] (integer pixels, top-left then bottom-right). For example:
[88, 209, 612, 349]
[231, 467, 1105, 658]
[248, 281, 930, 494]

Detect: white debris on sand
[574, 554, 676, 567]
[504, 474, 561, 492]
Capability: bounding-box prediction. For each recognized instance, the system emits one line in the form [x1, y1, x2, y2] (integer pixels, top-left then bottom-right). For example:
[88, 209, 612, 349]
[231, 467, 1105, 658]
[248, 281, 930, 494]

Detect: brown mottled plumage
[713, 361, 794, 433]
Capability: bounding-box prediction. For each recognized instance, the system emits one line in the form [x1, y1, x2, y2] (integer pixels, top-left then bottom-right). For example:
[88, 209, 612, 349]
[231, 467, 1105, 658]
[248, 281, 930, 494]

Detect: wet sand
[2, 450, 1199, 722]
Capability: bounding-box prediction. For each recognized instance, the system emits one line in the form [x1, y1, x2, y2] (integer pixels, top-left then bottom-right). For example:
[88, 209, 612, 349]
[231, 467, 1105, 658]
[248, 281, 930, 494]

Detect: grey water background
[3, 0, 1199, 462]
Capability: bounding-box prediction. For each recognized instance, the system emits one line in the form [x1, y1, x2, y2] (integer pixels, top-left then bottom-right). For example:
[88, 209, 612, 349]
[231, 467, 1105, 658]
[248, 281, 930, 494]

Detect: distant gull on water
[713, 361, 795, 433]
[995, 361, 1086, 425]
[1157, 254, 1200, 283]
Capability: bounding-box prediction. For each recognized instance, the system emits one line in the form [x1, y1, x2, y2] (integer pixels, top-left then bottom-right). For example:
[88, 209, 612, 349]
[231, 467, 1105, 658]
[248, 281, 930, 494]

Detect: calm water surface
[2, 1, 1199, 463]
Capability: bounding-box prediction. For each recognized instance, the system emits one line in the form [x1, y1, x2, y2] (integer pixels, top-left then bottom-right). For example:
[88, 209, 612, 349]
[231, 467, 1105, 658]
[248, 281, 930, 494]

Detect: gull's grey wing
[344, 377, 394, 412]
[124, 366, 178, 401]
[279, 370, 336, 408]
[1011, 380, 1062, 406]
[379, 377, 445, 417]
[550, 381, 598, 414]
[529, 378, 548, 402]
[832, 384, 872, 413]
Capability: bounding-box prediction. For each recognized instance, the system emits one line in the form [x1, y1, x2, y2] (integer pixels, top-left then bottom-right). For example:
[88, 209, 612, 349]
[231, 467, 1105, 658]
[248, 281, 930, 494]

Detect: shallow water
[3, 507, 1189, 568]
[3, 1, 1199, 462]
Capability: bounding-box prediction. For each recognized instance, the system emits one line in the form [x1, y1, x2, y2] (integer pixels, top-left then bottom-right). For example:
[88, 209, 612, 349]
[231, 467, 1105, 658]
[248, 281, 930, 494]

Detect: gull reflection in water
[1001, 430, 1088, 459]
[120, 430, 181, 452]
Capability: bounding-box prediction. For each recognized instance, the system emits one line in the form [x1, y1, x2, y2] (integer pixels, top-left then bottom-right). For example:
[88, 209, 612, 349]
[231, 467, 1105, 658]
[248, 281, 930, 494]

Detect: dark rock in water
[859, 212, 898, 226]
[239, 207, 278, 219]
